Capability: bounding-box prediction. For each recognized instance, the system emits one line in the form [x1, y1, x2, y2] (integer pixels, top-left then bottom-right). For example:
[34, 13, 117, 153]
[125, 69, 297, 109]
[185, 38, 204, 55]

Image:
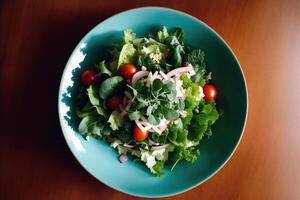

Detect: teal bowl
[58, 7, 248, 198]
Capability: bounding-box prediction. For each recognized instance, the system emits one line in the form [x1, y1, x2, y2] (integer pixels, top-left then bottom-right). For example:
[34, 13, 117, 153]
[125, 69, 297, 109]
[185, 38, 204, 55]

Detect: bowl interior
[58, 7, 247, 197]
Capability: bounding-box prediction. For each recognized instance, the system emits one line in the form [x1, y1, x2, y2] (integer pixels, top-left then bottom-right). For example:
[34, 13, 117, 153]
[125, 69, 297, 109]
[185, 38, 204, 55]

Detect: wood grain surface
[1, 0, 300, 199]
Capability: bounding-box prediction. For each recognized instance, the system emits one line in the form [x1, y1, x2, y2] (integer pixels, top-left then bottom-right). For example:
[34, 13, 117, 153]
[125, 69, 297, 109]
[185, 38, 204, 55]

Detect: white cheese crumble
[149, 53, 162, 63]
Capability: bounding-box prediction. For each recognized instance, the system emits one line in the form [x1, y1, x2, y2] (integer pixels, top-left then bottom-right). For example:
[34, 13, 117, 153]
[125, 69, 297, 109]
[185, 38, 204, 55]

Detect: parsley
[127, 78, 185, 125]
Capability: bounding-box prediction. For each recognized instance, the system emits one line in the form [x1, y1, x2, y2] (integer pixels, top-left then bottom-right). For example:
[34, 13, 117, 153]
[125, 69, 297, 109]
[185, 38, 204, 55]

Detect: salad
[76, 27, 220, 176]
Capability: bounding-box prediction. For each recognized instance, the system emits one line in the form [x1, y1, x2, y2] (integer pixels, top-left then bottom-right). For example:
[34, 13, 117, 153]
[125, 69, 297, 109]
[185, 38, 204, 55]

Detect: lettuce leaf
[86, 85, 108, 118]
[76, 102, 93, 118]
[95, 61, 112, 77]
[99, 76, 125, 100]
[168, 146, 200, 166]
[78, 113, 109, 138]
[184, 48, 206, 83]
[123, 29, 136, 43]
[168, 125, 188, 147]
[189, 102, 219, 142]
[108, 110, 124, 130]
[117, 43, 136, 68]
[87, 85, 100, 106]
[156, 26, 169, 43]
[140, 145, 175, 176]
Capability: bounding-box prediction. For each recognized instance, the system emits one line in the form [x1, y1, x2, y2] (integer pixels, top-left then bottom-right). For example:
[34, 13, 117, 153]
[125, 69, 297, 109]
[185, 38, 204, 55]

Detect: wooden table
[1, 0, 300, 199]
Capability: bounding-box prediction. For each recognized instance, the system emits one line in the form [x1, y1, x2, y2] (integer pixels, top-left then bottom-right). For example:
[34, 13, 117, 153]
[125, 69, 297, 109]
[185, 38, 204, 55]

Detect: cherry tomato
[80, 70, 96, 85]
[119, 63, 138, 79]
[132, 124, 149, 141]
[203, 84, 218, 102]
[107, 95, 123, 110]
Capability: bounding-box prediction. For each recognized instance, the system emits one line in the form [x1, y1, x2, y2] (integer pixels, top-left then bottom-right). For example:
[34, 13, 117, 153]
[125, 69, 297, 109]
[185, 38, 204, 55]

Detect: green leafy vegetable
[184, 48, 206, 83]
[189, 102, 219, 142]
[127, 77, 183, 125]
[165, 35, 184, 67]
[99, 76, 125, 100]
[162, 107, 179, 121]
[128, 110, 141, 121]
[95, 61, 112, 77]
[87, 85, 100, 106]
[76, 102, 93, 118]
[78, 113, 109, 138]
[86, 85, 108, 118]
[168, 146, 200, 166]
[156, 26, 169, 43]
[168, 125, 188, 147]
[118, 43, 136, 68]
[108, 110, 124, 130]
[170, 28, 184, 44]
[124, 29, 136, 43]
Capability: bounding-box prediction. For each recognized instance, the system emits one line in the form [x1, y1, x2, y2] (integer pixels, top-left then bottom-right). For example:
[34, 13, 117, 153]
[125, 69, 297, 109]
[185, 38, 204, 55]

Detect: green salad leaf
[87, 85, 100, 106]
[95, 61, 112, 77]
[118, 43, 136, 68]
[168, 144, 200, 167]
[99, 76, 125, 100]
[184, 48, 206, 84]
[85, 85, 108, 118]
[124, 29, 136, 43]
[156, 26, 169, 43]
[78, 113, 109, 138]
[108, 110, 124, 130]
[165, 35, 184, 67]
[168, 125, 188, 147]
[189, 102, 219, 142]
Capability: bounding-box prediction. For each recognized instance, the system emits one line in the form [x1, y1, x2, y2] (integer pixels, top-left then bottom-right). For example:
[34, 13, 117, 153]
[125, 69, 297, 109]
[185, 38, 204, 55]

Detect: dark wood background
[1, 0, 300, 199]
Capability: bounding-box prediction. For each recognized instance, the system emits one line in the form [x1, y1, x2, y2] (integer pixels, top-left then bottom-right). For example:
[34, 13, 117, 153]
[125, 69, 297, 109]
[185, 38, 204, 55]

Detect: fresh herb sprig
[127, 78, 185, 125]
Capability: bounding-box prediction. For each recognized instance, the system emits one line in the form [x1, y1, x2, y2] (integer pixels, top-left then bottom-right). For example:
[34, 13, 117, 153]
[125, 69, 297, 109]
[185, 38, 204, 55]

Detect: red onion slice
[149, 138, 159, 146]
[123, 143, 135, 148]
[119, 154, 128, 163]
[166, 65, 194, 78]
[131, 71, 149, 85]
[151, 144, 169, 151]
[124, 91, 133, 99]
[122, 96, 127, 106]
[120, 111, 127, 118]
[125, 100, 133, 111]
[159, 71, 169, 80]
[135, 120, 149, 132]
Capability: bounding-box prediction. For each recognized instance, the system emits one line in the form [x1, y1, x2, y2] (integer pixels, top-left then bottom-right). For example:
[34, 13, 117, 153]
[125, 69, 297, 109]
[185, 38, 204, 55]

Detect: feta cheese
[149, 53, 162, 63]
[141, 66, 147, 71]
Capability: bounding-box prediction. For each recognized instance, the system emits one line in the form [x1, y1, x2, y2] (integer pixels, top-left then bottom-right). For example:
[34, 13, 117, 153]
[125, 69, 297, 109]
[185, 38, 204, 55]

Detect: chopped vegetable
[119, 154, 128, 163]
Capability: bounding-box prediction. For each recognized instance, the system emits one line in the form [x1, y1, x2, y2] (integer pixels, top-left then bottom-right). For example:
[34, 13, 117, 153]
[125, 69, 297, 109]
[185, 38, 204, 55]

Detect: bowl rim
[58, 6, 248, 198]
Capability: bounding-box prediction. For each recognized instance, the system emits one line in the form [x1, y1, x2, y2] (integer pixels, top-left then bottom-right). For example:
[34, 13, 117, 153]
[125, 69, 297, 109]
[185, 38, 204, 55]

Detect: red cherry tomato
[203, 84, 218, 102]
[119, 63, 138, 79]
[107, 95, 123, 110]
[80, 70, 96, 85]
[132, 124, 149, 141]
